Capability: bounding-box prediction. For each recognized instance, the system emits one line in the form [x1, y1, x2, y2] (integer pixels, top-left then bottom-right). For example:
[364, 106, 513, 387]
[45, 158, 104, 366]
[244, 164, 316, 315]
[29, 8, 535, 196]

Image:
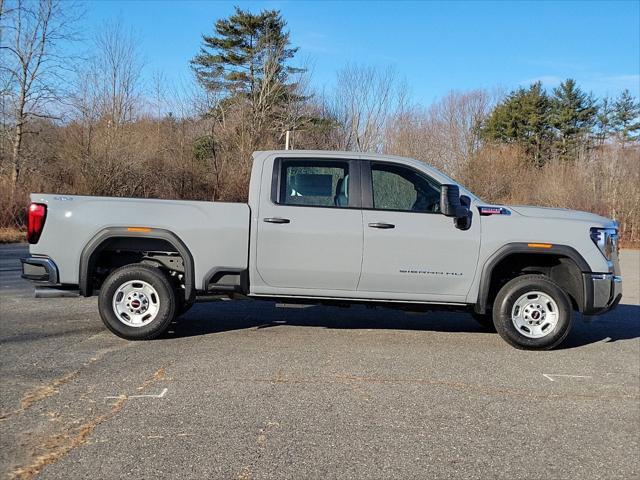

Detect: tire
[471, 312, 496, 331]
[493, 274, 572, 350]
[98, 264, 177, 340]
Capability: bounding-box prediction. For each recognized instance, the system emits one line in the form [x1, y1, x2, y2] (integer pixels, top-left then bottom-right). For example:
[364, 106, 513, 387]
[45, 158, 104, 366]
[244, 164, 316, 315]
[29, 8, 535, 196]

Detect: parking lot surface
[1, 244, 639, 479]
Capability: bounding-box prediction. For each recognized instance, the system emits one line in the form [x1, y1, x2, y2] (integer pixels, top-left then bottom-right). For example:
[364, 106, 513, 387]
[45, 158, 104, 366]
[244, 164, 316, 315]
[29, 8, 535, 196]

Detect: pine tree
[550, 79, 596, 159]
[191, 7, 300, 96]
[191, 7, 305, 142]
[483, 82, 553, 166]
[612, 89, 640, 146]
[594, 97, 615, 146]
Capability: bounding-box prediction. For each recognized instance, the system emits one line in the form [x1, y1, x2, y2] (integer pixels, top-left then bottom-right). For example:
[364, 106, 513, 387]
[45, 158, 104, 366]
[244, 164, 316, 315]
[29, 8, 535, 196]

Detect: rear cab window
[275, 160, 351, 208]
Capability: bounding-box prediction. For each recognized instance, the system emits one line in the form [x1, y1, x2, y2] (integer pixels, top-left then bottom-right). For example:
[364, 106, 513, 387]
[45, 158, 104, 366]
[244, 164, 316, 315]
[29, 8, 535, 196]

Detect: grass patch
[0, 228, 25, 244]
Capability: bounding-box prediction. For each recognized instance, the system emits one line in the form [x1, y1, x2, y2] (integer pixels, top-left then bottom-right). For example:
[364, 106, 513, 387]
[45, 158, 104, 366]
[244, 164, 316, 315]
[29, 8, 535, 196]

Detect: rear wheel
[493, 274, 572, 350]
[98, 264, 177, 340]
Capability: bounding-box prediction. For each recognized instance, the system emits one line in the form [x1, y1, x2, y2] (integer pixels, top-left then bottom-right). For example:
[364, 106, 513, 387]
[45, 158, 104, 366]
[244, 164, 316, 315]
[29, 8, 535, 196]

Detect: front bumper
[21, 256, 59, 285]
[582, 265, 622, 316]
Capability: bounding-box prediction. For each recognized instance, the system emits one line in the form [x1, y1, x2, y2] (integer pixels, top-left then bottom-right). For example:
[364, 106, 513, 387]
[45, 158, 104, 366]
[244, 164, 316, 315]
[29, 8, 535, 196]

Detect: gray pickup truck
[21, 150, 622, 349]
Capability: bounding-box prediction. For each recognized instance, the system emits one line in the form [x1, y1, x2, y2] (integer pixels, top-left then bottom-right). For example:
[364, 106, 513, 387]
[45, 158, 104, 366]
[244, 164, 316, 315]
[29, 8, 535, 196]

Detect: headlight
[590, 227, 619, 260]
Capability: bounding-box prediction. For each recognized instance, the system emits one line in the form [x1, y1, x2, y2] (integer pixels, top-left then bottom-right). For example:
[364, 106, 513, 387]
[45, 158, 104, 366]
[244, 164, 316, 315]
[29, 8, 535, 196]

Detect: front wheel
[98, 264, 177, 340]
[493, 274, 572, 350]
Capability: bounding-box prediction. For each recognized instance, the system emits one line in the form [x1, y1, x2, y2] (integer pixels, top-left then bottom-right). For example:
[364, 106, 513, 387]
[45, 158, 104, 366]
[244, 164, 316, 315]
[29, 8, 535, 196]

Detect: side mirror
[440, 184, 463, 217]
[441, 185, 472, 230]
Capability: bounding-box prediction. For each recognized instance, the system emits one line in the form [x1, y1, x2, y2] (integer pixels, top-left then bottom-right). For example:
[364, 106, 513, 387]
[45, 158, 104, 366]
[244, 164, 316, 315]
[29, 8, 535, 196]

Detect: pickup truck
[21, 150, 622, 349]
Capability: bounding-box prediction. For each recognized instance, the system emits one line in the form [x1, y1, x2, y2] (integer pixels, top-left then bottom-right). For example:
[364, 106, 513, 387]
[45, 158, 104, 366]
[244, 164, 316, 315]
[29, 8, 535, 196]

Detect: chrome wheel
[511, 291, 559, 339]
[112, 280, 160, 327]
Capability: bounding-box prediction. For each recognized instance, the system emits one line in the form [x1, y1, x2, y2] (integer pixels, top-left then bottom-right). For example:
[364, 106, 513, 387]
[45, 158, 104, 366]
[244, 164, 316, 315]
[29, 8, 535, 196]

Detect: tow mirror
[441, 185, 463, 217]
[441, 185, 472, 230]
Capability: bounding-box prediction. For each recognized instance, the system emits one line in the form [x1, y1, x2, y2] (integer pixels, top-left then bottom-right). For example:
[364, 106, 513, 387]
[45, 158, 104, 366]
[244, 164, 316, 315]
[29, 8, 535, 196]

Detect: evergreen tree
[550, 79, 596, 158]
[483, 82, 553, 166]
[191, 7, 306, 143]
[612, 89, 640, 146]
[191, 7, 300, 96]
[594, 97, 615, 145]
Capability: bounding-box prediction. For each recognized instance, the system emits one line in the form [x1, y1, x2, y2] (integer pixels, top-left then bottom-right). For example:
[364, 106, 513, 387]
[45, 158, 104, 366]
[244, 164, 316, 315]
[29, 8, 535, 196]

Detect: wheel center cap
[531, 310, 541, 320]
[131, 299, 141, 309]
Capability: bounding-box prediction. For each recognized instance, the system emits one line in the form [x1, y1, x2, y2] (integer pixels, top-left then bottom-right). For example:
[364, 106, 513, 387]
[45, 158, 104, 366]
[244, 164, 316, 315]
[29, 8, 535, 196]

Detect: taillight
[27, 203, 47, 244]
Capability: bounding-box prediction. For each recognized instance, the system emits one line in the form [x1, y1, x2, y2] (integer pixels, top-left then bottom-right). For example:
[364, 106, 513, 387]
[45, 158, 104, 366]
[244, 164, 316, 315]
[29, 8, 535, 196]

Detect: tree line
[483, 80, 638, 165]
[1, 3, 639, 242]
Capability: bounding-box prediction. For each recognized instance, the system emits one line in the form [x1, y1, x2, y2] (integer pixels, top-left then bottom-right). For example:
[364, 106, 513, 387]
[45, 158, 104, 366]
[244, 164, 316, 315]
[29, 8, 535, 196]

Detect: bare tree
[64, 20, 145, 197]
[273, 56, 320, 149]
[385, 89, 496, 177]
[91, 20, 144, 129]
[330, 64, 404, 152]
[0, 0, 78, 191]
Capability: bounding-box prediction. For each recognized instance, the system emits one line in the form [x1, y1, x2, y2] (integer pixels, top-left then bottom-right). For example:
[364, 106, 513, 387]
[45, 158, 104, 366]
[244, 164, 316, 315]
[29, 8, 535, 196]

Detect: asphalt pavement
[1, 244, 638, 479]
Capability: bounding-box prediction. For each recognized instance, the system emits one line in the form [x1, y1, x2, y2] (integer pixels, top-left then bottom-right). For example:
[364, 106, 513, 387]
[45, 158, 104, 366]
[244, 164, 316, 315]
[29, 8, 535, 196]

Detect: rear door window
[278, 161, 351, 208]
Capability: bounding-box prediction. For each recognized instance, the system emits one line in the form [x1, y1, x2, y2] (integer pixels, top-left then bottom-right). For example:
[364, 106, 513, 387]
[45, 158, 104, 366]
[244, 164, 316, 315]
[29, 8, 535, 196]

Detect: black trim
[249, 294, 470, 313]
[263, 217, 290, 224]
[270, 157, 363, 209]
[79, 227, 195, 302]
[475, 243, 592, 314]
[582, 272, 595, 314]
[21, 256, 59, 284]
[368, 222, 395, 229]
[203, 267, 249, 294]
[581, 274, 621, 315]
[361, 160, 373, 208]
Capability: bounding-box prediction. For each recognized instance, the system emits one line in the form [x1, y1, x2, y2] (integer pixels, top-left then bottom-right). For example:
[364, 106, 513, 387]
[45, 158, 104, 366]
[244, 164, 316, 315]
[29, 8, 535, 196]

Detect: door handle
[368, 222, 395, 229]
[264, 217, 290, 224]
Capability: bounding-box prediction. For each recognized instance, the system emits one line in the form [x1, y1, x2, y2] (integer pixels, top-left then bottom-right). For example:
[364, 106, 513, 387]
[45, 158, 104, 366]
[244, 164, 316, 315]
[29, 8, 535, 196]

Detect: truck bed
[30, 194, 250, 290]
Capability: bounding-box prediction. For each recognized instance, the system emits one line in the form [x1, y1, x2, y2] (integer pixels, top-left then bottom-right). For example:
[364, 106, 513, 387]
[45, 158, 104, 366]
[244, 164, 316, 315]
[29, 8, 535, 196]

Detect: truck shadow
[162, 300, 640, 349]
[560, 303, 640, 349]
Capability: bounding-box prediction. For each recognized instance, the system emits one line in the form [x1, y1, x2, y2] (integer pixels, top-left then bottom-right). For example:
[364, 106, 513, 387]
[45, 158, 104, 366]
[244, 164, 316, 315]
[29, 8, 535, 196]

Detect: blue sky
[83, 0, 639, 104]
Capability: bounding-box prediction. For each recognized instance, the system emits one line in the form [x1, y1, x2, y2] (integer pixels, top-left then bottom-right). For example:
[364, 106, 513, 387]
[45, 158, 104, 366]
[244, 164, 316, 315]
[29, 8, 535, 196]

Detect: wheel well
[84, 237, 187, 300]
[483, 253, 584, 313]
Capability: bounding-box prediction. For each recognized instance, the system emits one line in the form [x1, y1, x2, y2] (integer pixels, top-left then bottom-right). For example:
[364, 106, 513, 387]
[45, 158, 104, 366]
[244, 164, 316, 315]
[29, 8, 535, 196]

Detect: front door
[256, 158, 363, 291]
[358, 161, 480, 300]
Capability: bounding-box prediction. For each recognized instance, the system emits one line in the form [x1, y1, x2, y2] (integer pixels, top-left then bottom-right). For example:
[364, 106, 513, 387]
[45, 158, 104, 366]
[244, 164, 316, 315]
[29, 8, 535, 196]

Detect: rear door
[256, 157, 364, 291]
[358, 161, 480, 299]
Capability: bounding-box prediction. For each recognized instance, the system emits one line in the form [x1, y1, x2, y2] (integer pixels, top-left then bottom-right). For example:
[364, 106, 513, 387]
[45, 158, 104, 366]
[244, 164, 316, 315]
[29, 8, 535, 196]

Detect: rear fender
[79, 227, 195, 302]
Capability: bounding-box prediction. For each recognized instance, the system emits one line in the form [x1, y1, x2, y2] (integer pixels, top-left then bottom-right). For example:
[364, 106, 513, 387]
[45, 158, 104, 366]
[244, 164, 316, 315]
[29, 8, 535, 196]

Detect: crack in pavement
[6, 366, 167, 480]
[8, 397, 127, 480]
[0, 345, 128, 421]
